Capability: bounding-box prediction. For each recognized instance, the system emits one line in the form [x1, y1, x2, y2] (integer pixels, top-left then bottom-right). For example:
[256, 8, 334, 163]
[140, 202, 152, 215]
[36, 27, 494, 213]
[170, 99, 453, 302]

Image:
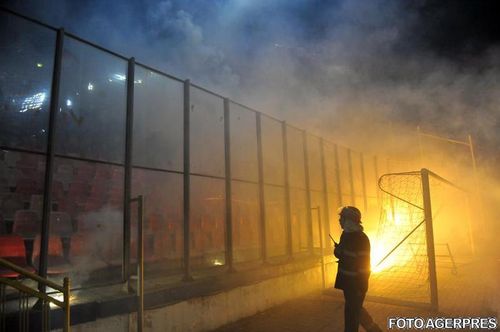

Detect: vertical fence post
[123, 57, 135, 282]
[421, 168, 439, 311]
[319, 139, 331, 251]
[282, 122, 293, 259]
[137, 195, 144, 332]
[256, 113, 267, 262]
[360, 153, 368, 212]
[183, 79, 193, 281]
[302, 131, 313, 253]
[334, 144, 343, 208]
[223, 98, 234, 271]
[347, 148, 356, 206]
[39, 28, 64, 289]
[313, 207, 325, 288]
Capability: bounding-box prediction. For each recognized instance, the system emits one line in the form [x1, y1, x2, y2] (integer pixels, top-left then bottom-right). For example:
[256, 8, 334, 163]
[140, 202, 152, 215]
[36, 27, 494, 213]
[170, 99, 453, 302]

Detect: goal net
[368, 171, 429, 306]
[367, 169, 472, 310]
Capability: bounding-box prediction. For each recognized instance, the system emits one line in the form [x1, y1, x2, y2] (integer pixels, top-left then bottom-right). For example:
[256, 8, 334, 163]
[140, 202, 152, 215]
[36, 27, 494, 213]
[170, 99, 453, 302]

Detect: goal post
[421, 168, 438, 311]
[367, 168, 472, 311]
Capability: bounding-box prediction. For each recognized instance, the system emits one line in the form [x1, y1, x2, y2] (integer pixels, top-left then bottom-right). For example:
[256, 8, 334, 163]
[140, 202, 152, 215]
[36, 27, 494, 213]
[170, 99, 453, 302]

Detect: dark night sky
[3, 0, 500, 160]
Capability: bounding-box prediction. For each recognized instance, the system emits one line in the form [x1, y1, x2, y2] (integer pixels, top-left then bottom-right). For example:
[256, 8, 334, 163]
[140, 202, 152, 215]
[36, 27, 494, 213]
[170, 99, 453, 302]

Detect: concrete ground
[213, 290, 432, 332]
[214, 258, 499, 332]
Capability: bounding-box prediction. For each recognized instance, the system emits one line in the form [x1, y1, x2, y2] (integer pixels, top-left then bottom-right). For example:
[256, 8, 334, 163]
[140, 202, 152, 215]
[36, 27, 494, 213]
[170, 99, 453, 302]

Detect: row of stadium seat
[0, 234, 72, 277]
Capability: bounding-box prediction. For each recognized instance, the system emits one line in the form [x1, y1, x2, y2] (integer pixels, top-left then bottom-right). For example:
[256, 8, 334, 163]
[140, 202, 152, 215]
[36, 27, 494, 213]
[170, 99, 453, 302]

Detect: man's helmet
[338, 206, 362, 223]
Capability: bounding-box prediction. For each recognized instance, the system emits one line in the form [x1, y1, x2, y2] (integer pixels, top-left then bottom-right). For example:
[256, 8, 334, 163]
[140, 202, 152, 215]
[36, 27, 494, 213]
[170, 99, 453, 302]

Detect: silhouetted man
[334, 206, 382, 332]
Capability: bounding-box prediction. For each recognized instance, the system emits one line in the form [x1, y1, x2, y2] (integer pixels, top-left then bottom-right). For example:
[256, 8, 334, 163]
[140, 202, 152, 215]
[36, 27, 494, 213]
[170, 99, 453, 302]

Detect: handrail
[0, 258, 71, 331]
[0, 258, 63, 292]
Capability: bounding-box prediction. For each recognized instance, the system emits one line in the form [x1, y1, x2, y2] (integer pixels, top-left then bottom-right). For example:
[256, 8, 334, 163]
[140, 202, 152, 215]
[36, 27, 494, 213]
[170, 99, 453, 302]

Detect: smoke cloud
[6, 0, 499, 156]
[4, 0, 499, 314]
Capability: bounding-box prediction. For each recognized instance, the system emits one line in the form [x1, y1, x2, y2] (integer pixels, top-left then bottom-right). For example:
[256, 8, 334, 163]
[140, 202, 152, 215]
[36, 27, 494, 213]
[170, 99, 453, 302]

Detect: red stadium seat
[15, 178, 37, 195]
[13, 210, 39, 239]
[0, 194, 25, 220]
[94, 166, 112, 180]
[0, 235, 35, 278]
[32, 235, 69, 274]
[52, 180, 66, 201]
[29, 194, 43, 216]
[50, 212, 73, 237]
[67, 182, 88, 200]
[75, 163, 95, 182]
[0, 178, 9, 193]
[0, 214, 5, 234]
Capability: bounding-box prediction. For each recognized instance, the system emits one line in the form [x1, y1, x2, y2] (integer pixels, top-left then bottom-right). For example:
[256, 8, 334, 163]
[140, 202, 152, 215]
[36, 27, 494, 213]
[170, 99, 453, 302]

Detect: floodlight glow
[113, 74, 126, 81]
[20, 92, 46, 112]
[212, 259, 223, 266]
[87, 83, 94, 91]
[36, 63, 43, 68]
[66, 99, 72, 107]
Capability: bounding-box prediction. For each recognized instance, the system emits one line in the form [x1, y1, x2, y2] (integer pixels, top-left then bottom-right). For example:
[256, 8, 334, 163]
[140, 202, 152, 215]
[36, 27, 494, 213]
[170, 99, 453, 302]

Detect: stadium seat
[94, 166, 111, 180]
[0, 177, 9, 193]
[1, 193, 25, 220]
[52, 180, 66, 201]
[50, 211, 73, 237]
[13, 210, 39, 239]
[67, 181, 88, 199]
[0, 214, 5, 234]
[29, 194, 43, 216]
[75, 163, 95, 182]
[0, 235, 36, 278]
[15, 178, 37, 195]
[32, 235, 69, 274]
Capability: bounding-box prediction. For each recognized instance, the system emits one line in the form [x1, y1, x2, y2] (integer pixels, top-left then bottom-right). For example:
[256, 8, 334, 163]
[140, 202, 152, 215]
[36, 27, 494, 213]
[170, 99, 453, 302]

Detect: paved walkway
[213, 290, 434, 332]
[214, 259, 499, 331]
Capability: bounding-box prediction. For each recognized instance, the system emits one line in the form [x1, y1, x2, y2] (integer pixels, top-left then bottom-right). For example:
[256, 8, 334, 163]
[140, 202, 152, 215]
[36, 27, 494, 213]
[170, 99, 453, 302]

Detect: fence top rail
[0, 257, 64, 292]
[259, 112, 284, 124]
[64, 31, 129, 61]
[134, 62, 185, 83]
[190, 82, 226, 100]
[229, 100, 260, 114]
[0, 5, 57, 31]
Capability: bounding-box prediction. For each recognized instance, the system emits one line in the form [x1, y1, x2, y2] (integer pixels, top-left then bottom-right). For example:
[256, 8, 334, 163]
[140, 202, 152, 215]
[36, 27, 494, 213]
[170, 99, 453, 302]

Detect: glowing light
[212, 259, 223, 266]
[369, 207, 415, 273]
[134, 79, 142, 84]
[49, 293, 77, 308]
[66, 99, 72, 107]
[87, 83, 94, 91]
[20, 92, 46, 112]
[113, 74, 126, 81]
[36, 63, 43, 68]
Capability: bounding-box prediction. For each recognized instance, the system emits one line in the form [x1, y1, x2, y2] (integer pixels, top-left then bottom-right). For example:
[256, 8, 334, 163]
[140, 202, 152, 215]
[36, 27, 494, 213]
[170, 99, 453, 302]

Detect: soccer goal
[367, 168, 473, 311]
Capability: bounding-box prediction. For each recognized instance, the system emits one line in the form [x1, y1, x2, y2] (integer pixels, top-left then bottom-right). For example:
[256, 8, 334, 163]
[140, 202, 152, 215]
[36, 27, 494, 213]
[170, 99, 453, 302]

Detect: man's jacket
[334, 230, 371, 293]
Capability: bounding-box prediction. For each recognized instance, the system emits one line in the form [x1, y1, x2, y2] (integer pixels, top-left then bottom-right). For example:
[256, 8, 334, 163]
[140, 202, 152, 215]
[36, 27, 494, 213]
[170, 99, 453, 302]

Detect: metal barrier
[0, 257, 70, 331]
[128, 195, 144, 332]
[311, 206, 326, 289]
